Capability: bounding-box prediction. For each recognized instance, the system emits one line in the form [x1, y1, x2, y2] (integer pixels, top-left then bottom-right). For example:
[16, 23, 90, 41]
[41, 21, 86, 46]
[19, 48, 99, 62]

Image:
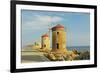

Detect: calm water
[67, 46, 90, 52]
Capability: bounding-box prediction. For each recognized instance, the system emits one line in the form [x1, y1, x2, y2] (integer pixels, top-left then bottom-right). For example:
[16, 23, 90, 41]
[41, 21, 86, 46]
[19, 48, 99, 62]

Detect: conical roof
[42, 33, 49, 37]
[52, 24, 64, 30]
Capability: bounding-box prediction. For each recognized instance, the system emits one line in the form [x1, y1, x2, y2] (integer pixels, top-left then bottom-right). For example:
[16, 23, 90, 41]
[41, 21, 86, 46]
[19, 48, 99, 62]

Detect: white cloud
[52, 16, 62, 22]
[22, 15, 63, 31]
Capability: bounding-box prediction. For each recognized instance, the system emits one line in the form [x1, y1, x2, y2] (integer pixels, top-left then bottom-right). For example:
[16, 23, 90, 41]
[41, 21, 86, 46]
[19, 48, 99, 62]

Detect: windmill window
[44, 44, 46, 47]
[57, 43, 59, 49]
[57, 32, 59, 35]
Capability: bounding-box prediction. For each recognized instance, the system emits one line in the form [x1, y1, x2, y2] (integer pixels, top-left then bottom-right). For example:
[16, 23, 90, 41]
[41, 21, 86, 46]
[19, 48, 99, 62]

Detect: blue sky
[21, 10, 90, 47]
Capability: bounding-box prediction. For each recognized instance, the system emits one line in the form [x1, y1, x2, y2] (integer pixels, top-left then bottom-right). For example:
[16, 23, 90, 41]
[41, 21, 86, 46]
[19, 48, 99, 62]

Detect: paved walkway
[21, 48, 50, 63]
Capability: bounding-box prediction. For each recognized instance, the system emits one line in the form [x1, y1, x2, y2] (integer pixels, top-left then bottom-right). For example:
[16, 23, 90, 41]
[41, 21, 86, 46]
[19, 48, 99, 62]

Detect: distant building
[41, 34, 50, 50]
[51, 24, 67, 53]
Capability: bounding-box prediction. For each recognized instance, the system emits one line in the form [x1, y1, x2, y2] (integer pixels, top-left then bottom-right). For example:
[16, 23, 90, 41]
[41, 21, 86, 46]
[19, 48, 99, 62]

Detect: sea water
[67, 46, 90, 52]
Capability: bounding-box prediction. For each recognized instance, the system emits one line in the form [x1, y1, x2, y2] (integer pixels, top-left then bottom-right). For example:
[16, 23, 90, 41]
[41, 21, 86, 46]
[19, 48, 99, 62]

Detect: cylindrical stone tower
[51, 24, 67, 53]
[41, 34, 50, 50]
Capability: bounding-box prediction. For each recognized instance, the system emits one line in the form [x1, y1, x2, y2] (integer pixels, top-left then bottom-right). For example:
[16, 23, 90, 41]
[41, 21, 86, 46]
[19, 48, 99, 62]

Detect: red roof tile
[52, 24, 64, 30]
[42, 34, 49, 37]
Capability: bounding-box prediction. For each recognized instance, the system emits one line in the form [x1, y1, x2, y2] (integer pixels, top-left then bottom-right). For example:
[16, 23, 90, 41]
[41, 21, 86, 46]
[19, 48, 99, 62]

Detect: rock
[47, 53, 56, 61]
